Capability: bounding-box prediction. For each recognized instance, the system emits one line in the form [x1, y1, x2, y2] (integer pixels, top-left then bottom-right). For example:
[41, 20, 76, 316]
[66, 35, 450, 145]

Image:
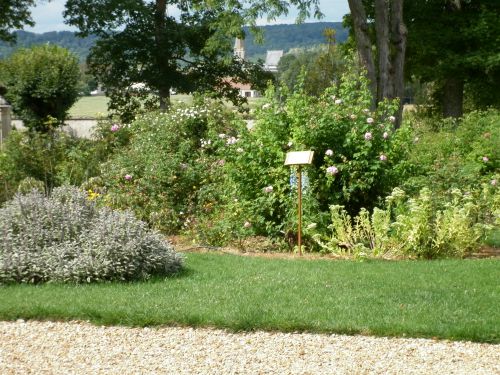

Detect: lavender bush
[0, 186, 183, 283]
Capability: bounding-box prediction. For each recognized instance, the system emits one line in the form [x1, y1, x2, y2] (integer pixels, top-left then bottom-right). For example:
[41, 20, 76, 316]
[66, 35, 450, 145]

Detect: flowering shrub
[93, 101, 240, 233]
[193, 63, 412, 248]
[0, 186, 183, 283]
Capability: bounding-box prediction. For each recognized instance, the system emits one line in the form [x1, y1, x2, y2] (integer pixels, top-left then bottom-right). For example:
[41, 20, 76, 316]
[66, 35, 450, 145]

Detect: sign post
[284, 151, 314, 256]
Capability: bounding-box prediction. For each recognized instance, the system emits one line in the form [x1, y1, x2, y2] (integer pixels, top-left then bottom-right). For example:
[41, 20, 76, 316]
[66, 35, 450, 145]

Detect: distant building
[231, 38, 260, 98]
[234, 38, 246, 60]
[264, 50, 284, 72]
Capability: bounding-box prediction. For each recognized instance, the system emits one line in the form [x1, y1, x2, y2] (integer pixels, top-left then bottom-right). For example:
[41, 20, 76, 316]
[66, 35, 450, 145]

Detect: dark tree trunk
[442, 77, 464, 118]
[348, 0, 378, 110]
[390, 0, 406, 129]
[375, 0, 391, 102]
[155, 0, 170, 111]
[348, 0, 407, 128]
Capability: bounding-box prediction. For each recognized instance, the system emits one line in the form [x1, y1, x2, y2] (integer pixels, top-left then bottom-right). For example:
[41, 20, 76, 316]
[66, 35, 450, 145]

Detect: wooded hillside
[0, 22, 347, 62]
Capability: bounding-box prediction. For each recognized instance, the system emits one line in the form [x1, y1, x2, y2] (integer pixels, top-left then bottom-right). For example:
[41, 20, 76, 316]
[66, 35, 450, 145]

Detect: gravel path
[1, 320, 498, 374]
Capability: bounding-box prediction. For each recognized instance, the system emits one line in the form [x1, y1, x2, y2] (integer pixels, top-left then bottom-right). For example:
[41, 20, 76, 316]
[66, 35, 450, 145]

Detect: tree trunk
[155, 0, 170, 111]
[442, 77, 464, 118]
[375, 0, 391, 102]
[390, 0, 406, 129]
[348, 0, 378, 110]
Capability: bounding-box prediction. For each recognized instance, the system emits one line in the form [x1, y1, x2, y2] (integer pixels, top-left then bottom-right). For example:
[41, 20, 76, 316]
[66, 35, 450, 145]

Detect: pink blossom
[217, 159, 225, 166]
[325, 149, 333, 156]
[110, 124, 120, 132]
[263, 185, 274, 193]
[482, 156, 489, 162]
[124, 174, 132, 181]
[379, 154, 387, 161]
[366, 117, 374, 124]
[364, 132, 373, 141]
[491, 179, 497, 186]
[244, 221, 252, 228]
[383, 132, 389, 139]
[326, 166, 339, 175]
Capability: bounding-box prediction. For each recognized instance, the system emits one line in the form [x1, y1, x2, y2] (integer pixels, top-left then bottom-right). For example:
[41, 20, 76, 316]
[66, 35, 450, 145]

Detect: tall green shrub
[0, 44, 80, 132]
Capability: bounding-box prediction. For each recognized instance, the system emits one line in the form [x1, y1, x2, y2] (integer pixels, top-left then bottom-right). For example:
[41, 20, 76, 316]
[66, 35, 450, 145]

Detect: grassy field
[0, 253, 498, 343]
[69, 95, 264, 118]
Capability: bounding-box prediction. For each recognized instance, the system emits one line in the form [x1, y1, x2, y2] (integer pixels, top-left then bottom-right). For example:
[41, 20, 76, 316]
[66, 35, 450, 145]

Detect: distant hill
[0, 22, 348, 62]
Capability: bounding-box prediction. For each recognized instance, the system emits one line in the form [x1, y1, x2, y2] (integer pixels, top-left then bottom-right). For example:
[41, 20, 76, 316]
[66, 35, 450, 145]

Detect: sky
[25, 0, 350, 33]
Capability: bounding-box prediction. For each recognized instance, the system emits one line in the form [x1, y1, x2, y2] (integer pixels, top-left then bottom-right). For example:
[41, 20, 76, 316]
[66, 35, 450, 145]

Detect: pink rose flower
[364, 132, 373, 141]
[326, 166, 339, 175]
[124, 174, 132, 181]
[111, 124, 120, 132]
[379, 154, 387, 161]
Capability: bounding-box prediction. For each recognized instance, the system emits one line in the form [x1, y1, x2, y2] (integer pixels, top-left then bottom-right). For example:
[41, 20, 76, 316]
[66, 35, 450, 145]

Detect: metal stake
[297, 166, 302, 256]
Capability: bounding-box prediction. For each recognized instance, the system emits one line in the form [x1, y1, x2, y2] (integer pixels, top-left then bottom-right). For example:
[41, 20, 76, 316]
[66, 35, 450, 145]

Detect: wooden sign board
[284, 151, 314, 166]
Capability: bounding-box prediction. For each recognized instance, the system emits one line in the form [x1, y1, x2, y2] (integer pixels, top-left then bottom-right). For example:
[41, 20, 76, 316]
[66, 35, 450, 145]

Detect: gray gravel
[1, 320, 498, 374]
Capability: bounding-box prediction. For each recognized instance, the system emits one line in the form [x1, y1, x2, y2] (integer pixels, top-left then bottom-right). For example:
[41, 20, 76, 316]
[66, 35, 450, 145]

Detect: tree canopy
[0, 0, 36, 43]
[64, 0, 321, 120]
[405, 0, 500, 117]
[0, 45, 81, 132]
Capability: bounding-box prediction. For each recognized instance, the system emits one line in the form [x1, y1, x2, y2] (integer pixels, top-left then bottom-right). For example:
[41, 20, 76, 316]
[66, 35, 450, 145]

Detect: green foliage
[0, 124, 122, 204]
[314, 185, 499, 259]
[404, 109, 500, 195]
[64, 0, 317, 120]
[0, 186, 183, 284]
[405, 0, 500, 113]
[277, 38, 346, 96]
[194, 61, 412, 248]
[0, 44, 80, 132]
[91, 102, 237, 234]
[0, 1, 35, 42]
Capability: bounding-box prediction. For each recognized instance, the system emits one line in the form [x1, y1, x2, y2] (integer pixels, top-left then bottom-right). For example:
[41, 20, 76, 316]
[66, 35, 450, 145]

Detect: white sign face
[284, 151, 314, 166]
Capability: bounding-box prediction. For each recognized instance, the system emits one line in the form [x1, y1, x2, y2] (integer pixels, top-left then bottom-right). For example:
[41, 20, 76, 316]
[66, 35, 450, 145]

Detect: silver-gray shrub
[0, 186, 183, 283]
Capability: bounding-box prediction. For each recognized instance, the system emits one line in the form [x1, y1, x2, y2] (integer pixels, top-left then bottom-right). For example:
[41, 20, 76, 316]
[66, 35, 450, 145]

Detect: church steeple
[234, 37, 245, 60]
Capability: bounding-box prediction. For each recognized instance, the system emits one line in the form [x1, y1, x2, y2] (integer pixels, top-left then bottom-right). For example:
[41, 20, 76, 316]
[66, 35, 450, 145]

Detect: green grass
[68, 95, 264, 118]
[1, 253, 498, 343]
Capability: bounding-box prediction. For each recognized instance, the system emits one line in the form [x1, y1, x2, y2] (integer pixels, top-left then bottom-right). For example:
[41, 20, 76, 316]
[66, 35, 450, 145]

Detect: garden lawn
[0, 253, 498, 343]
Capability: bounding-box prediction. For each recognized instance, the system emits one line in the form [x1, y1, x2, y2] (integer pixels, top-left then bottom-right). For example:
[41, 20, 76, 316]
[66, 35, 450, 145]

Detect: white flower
[236, 147, 244, 153]
[244, 221, 252, 228]
[335, 99, 342, 104]
[367, 117, 374, 124]
[379, 154, 387, 161]
[350, 114, 357, 120]
[383, 132, 389, 139]
[287, 141, 293, 147]
[389, 115, 396, 123]
[263, 185, 274, 193]
[218, 133, 226, 139]
[325, 149, 333, 156]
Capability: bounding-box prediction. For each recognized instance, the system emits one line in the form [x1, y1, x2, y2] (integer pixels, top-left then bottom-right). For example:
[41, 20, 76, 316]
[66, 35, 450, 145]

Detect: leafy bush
[404, 109, 499, 195]
[91, 102, 238, 233]
[0, 118, 129, 204]
[313, 184, 499, 259]
[0, 186, 183, 284]
[194, 63, 413, 248]
[0, 45, 80, 132]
